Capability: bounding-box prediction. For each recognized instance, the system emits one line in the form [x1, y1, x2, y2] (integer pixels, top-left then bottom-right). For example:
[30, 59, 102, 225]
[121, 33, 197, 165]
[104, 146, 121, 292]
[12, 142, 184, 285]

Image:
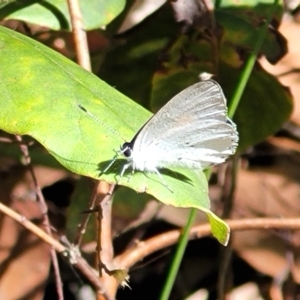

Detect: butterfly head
[120, 142, 133, 158]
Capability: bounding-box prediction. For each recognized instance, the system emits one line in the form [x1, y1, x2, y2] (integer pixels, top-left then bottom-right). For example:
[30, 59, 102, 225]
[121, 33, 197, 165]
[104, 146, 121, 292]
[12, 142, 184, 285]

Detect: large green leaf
[216, 0, 285, 64]
[216, 7, 286, 64]
[0, 26, 229, 245]
[0, 0, 125, 30]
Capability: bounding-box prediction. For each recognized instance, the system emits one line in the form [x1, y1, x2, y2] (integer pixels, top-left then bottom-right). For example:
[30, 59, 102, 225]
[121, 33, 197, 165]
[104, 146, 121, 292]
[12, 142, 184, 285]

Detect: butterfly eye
[120, 142, 133, 158]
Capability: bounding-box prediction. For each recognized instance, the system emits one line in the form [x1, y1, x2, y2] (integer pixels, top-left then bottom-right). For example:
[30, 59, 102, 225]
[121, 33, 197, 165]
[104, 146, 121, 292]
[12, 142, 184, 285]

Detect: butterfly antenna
[78, 104, 127, 177]
[78, 104, 125, 142]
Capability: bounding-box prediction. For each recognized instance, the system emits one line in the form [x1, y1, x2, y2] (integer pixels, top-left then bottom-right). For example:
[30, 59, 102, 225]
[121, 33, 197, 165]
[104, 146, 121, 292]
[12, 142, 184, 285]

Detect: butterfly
[79, 79, 238, 186]
[111, 80, 238, 184]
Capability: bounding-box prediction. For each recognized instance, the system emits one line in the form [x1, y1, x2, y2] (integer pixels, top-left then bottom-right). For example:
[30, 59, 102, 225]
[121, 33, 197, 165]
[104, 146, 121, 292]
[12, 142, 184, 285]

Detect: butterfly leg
[153, 168, 173, 193]
[99, 152, 119, 176]
[118, 162, 134, 183]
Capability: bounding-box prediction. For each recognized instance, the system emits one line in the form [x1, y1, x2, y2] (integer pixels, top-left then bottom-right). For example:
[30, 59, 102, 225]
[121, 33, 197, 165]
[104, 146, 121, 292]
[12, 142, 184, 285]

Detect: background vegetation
[0, 0, 299, 299]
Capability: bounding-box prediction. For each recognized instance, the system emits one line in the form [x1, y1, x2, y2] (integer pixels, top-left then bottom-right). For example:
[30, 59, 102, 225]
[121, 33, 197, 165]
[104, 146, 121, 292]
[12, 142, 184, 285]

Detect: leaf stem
[228, 0, 280, 118]
[159, 208, 197, 300]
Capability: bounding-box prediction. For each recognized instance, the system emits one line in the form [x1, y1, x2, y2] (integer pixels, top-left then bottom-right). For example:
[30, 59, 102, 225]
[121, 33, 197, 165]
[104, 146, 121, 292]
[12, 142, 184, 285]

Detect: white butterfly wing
[131, 80, 238, 171]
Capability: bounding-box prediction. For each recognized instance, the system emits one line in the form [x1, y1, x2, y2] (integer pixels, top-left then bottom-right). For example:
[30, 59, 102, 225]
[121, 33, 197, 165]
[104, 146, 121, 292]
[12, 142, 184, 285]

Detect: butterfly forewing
[131, 80, 238, 170]
[134, 81, 228, 147]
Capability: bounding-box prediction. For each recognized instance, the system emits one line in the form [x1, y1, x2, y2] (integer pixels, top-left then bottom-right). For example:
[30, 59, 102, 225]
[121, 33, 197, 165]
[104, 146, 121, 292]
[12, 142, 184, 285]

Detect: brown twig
[74, 256, 113, 300]
[218, 156, 239, 299]
[3, 170, 300, 298]
[0, 136, 34, 145]
[98, 184, 115, 274]
[96, 184, 119, 300]
[0, 200, 112, 299]
[16, 135, 64, 300]
[73, 181, 118, 298]
[74, 181, 99, 246]
[114, 218, 300, 269]
[66, 0, 91, 71]
[66, 0, 116, 296]
[0, 201, 65, 252]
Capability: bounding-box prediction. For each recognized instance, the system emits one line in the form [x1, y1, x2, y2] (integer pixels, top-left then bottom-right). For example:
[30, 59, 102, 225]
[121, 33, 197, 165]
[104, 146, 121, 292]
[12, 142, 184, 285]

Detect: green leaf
[0, 26, 229, 244]
[0, 0, 125, 30]
[216, 6, 286, 64]
[205, 211, 230, 246]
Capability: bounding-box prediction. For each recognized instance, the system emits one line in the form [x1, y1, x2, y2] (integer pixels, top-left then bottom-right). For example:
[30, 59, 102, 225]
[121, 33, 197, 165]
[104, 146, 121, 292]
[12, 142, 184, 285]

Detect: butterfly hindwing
[130, 80, 238, 170]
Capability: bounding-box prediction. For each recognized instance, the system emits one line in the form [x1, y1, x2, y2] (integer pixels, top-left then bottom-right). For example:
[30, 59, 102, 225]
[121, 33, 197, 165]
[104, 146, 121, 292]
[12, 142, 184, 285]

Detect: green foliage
[0, 1, 293, 246]
[0, 25, 228, 244]
[0, 0, 125, 30]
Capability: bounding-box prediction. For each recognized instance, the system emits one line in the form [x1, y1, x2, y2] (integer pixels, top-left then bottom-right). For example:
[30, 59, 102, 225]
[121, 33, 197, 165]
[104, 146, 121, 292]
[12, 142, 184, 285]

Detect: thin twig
[97, 184, 115, 276]
[2, 193, 300, 298]
[218, 156, 239, 299]
[74, 181, 117, 297]
[0, 136, 34, 145]
[66, 0, 91, 71]
[16, 135, 64, 300]
[0, 201, 66, 252]
[74, 256, 114, 300]
[114, 218, 300, 269]
[75, 181, 99, 246]
[0, 200, 112, 298]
